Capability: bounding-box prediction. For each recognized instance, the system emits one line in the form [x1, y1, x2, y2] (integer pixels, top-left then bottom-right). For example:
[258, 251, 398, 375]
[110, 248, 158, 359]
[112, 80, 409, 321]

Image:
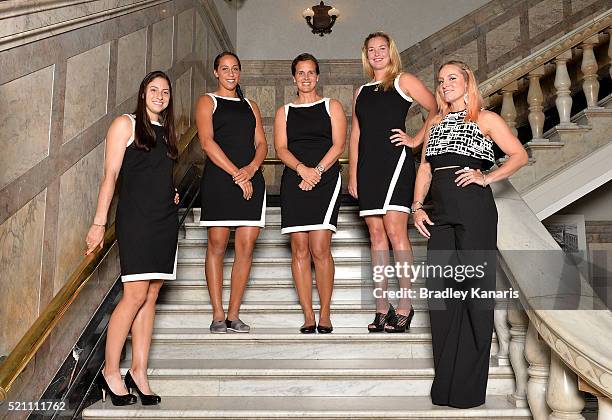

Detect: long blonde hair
[434, 60, 482, 123]
[361, 31, 402, 91]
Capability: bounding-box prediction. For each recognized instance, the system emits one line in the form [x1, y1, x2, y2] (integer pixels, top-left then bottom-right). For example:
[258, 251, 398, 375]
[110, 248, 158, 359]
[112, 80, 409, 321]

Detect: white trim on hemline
[359, 206, 410, 217]
[382, 147, 406, 208]
[281, 224, 337, 234]
[121, 246, 178, 282]
[199, 189, 266, 228]
[394, 74, 414, 102]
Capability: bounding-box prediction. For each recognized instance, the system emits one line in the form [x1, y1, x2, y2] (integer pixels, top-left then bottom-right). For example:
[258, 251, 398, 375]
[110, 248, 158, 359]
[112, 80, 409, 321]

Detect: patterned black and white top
[425, 110, 495, 170]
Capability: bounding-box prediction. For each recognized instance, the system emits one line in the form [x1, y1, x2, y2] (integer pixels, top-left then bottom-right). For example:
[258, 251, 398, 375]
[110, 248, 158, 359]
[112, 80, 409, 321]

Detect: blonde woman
[348, 32, 436, 332]
[414, 60, 527, 408]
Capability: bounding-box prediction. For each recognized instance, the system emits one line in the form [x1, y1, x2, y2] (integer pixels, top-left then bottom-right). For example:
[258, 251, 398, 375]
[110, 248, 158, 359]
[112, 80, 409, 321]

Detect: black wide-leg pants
[426, 169, 498, 409]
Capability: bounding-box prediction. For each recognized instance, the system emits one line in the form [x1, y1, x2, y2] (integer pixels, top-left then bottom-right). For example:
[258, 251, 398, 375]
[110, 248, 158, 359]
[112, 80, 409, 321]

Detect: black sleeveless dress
[354, 74, 414, 216]
[199, 94, 266, 227]
[280, 98, 342, 234]
[116, 114, 178, 282]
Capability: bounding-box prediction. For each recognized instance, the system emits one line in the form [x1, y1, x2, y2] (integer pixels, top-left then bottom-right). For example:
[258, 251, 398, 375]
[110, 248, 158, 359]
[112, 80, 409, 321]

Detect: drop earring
[463, 93, 469, 104]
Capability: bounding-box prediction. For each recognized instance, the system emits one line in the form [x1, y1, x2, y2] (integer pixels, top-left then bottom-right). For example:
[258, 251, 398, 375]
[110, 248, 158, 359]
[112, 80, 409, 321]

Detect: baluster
[578, 379, 612, 420]
[580, 35, 601, 109]
[500, 81, 518, 137]
[554, 50, 575, 126]
[494, 303, 510, 366]
[507, 301, 529, 407]
[525, 322, 551, 420]
[547, 352, 585, 419]
[527, 66, 546, 142]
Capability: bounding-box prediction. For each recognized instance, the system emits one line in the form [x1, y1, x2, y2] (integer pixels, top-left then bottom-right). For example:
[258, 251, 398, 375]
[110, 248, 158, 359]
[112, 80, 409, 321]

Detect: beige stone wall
[0, 0, 231, 409]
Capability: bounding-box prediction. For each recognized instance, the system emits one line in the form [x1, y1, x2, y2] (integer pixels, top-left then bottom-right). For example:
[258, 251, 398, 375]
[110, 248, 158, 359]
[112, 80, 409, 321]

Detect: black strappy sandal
[367, 304, 395, 333]
[384, 307, 415, 333]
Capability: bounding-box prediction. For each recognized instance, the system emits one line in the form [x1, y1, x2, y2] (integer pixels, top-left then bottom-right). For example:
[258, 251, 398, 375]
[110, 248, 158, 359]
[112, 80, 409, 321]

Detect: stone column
[580, 35, 601, 109]
[525, 321, 551, 420]
[500, 81, 519, 137]
[527, 66, 546, 142]
[508, 301, 529, 407]
[494, 304, 511, 366]
[547, 352, 585, 419]
[554, 50, 575, 126]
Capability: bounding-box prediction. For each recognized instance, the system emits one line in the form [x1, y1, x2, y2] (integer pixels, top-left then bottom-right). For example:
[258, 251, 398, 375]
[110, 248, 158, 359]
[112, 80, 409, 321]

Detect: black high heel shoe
[384, 306, 415, 333]
[368, 303, 395, 332]
[97, 372, 137, 406]
[124, 370, 161, 405]
[300, 323, 317, 334]
[316, 324, 333, 334]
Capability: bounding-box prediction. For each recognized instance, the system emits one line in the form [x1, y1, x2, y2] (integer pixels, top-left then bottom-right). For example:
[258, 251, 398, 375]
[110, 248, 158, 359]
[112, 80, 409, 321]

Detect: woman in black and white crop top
[413, 60, 527, 409]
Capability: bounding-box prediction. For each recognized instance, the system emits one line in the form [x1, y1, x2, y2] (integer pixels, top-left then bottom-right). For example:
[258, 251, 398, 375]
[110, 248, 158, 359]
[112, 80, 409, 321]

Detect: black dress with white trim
[280, 98, 341, 234]
[354, 73, 415, 217]
[116, 114, 179, 282]
[199, 94, 266, 227]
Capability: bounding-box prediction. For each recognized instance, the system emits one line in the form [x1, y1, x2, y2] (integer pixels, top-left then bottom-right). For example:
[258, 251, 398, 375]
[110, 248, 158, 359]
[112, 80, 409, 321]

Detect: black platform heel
[97, 372, 137, 406]
[316, 324, 333, 334]
[124, 370, 161, 405]
[384, 306, 415, 333]
[368, 303, 395, 332]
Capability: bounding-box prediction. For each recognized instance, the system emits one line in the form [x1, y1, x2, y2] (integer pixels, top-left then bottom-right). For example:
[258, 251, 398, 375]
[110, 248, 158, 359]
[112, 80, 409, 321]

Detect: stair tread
[118, 357, 511, 374]
[156, 301, 430, 311]
[83, 395, 530, 418]
[149, 326, 432, 336]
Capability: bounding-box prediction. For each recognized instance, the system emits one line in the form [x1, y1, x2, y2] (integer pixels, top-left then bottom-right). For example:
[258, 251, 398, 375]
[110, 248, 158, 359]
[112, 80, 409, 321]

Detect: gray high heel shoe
[226, 318, 250, 333]
[210, 319, 227, 334]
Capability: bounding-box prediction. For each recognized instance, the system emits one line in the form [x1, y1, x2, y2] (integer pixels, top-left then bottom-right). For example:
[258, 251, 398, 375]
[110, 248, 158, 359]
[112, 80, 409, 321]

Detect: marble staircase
[82, 207, 531, 419]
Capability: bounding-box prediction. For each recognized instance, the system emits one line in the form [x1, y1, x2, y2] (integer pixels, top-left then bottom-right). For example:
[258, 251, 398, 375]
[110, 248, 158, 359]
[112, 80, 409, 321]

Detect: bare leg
[129, 280, 164, 394]
[290, 232, 315, 326]
[383, 211, 413, 315]
[206, 227, 230, 321]
[103, 281, 150, 395]
[365, 216, 391, 314]
[227, 226, 260, 320]
[308, 230, 334, 327]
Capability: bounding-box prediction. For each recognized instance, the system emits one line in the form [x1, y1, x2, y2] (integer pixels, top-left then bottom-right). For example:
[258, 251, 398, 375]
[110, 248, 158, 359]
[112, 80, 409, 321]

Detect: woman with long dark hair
[414, 60, 527, 408]
[85, 71, 180, 405]
[274, 53, 346, 333]
[195, 52, 267, 333]
[348, 32, 436, 333]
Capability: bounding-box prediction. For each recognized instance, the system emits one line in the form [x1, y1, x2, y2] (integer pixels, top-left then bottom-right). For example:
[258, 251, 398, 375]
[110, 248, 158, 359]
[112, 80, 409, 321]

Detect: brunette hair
[433, 60, 482, 123]
[213, 51, 246, 102]
[291, 53, 320, 76]
[361, 31, 402, 91]
[133, 71, 178, 159]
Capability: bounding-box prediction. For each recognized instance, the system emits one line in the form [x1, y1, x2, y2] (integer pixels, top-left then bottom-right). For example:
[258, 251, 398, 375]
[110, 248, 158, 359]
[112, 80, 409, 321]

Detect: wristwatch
[315, 164, 325, 174]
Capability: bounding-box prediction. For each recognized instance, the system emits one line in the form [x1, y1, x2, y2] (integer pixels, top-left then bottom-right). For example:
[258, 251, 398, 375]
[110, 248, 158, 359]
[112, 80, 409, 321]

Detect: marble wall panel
[443, 40, 479, 73]
[486, 16, 521, 63]
[151, 17, 174, 71]
[193, 68, 206, 110]
[529, 0, 563, 38]
[116, 28, 147, 105]
[323, 85, 353, 116]
[176, 9, 194, 62]
[244, 86, 275, 118]
[62, 43, 110, 143]
[284, 85, 298, 105]
[0, 190, 46, 355]
[0, 65, 54, 189]
[415, 64, 436, 92]
[174, 69, 193, 136]
[571, 0, 599, 13]
[53, 143, 105, 294]
[195, 14, 207, 65]
[264, 125, 275, 158]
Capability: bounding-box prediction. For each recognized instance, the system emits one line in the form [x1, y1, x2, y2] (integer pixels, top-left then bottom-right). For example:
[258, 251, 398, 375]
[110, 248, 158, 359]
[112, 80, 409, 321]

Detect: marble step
[154, 302, 432, 329]
[177, 236, 428, 259]
[189, 206, 373, 224]
[82, 395, 532, 419]
[176, 256, 428, 280]
[158, 278, 427, 304]
[112, 358, 516, 397]
[125, 327, 500, 361]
